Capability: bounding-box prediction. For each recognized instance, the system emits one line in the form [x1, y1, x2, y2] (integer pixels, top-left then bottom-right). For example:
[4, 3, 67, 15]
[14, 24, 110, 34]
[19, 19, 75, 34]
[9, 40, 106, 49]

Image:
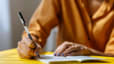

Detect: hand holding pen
[17, 12, 41, 59]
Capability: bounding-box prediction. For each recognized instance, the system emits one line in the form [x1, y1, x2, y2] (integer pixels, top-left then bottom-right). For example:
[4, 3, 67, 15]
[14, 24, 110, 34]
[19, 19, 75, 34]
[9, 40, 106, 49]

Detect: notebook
[38, 55, 104, 64]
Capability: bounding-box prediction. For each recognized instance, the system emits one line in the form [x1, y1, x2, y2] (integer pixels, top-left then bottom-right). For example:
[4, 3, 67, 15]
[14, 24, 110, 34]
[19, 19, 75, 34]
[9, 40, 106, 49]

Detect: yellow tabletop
[0, 49, 114, 64]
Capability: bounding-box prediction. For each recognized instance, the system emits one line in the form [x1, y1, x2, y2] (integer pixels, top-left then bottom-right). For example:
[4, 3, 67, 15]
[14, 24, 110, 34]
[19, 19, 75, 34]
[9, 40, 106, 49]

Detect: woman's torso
[57, 0, 114, 52]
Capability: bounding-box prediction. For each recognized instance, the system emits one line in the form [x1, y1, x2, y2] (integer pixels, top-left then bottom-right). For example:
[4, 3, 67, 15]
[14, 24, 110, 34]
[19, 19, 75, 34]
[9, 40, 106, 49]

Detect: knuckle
[71, 46, 75, 49]
[18, 41, 22, 46]
[64, 41, 73, 46]
[55, 48, 59, 52]
[17, 42, 20, 47]
[64, 41, 69, 44]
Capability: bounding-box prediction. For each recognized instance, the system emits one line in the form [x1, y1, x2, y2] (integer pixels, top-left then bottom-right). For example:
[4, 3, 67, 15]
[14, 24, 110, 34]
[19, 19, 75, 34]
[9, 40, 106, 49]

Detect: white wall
[44, 27, 57, 51]
[0, 0, 11, 50]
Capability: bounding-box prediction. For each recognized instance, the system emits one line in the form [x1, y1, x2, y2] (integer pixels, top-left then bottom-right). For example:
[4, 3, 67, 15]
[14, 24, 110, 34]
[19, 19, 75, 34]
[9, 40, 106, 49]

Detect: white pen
[18, 12, 40, 58]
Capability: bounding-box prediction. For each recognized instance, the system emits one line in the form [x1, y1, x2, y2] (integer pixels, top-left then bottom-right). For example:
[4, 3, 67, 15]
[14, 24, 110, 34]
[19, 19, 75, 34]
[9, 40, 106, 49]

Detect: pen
[18, 11, 40, 58]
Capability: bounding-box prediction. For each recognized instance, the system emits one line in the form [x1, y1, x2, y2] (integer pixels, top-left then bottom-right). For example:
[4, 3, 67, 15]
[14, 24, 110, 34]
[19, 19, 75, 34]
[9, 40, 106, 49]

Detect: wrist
[81, 47, 92, 55]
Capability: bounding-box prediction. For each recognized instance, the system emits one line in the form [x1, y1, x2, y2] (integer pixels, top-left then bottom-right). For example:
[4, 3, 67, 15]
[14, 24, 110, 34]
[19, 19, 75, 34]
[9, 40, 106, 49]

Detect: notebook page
[38, 55, 103, 63]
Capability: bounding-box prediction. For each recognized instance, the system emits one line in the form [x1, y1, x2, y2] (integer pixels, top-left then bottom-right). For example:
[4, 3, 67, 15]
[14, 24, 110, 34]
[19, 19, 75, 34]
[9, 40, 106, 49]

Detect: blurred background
[0, 0, 57, 51]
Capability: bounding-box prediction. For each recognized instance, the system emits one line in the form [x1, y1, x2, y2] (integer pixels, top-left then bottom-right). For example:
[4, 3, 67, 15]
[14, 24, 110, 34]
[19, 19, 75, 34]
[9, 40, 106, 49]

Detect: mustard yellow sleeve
[23, 0, 60, 47]
[101, 1, 114, 54]
[105, 26, 114, 54]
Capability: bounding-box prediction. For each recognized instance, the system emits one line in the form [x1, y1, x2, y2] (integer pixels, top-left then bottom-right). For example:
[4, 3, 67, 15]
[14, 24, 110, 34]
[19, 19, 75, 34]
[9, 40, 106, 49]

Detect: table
[0, 49, 114, 64]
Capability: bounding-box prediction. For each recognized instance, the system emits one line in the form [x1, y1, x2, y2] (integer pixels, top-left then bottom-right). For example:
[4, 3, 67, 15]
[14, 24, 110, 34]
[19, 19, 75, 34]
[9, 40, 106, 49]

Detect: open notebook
[38, 55, 104, 64]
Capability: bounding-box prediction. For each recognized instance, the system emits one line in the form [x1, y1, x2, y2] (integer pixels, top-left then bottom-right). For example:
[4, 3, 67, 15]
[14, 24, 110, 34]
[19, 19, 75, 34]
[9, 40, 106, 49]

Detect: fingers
[33, 46, 41, 58]
[17, 37, 41, 59]
[23, 37, 35, 48]
[17, 41, 34, 59]
[63, 45, 81, 56]
[66, 52, 82, 56]
[54, 42, 90, 56]
[23, 37, 41, 50]
[54, 41, 73, 56]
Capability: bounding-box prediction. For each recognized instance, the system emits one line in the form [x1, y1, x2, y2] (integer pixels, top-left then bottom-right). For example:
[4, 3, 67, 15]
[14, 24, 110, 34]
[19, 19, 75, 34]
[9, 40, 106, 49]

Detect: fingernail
[57, 53, 60, 56]
[61, 53, 64, 56]
[54, 53, 56, 56]
[35, 52, 40, 57]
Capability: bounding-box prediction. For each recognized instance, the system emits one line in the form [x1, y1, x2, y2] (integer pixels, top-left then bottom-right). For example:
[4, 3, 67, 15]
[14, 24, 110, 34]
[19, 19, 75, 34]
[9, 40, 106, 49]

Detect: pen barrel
[28, 35, 40, 57]
[28, 33, 33, 41]
[18, 12, 40, 57]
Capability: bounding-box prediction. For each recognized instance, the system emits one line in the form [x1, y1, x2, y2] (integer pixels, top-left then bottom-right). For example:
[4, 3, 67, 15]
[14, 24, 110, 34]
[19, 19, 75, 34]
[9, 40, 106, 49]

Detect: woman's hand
[54, 41, 92, 56]
[54, 41, 114, 57]
[17, 36, 41, 59]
